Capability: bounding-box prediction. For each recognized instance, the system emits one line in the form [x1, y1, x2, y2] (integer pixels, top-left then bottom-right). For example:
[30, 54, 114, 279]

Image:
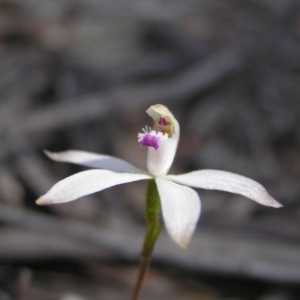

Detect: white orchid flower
[36, 104, 282, 248]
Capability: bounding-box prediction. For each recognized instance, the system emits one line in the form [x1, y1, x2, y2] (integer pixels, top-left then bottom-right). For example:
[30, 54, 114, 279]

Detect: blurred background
[1, 0, 300, 299]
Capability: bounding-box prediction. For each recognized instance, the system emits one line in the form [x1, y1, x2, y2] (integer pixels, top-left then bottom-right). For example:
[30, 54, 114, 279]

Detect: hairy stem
[132, 179, 161, 300]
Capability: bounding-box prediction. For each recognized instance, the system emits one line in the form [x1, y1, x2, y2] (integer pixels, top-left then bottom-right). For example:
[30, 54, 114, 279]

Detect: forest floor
[1, 1, 300, 299]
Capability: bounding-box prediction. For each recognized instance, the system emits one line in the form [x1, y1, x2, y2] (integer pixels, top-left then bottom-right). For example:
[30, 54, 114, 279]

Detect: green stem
[132, 179, 161, 300]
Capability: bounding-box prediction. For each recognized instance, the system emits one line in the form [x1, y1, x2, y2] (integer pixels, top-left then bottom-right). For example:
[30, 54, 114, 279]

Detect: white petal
[166, 170, 282, 208]
[45, 150, 146, 174]
[155, 178, 201, 248]
[36, 170, 150, 205]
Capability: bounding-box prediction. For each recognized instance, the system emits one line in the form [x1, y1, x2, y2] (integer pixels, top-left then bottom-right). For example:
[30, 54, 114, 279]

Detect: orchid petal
[155, 178, 201, 249]
[146, 105, 180, 176]
[36, 170, 150, 205]
[44, 150, 146, 174]
[166, 170, 282, 208]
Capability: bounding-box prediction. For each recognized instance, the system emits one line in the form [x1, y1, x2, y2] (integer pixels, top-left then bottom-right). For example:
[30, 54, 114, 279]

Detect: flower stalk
[132, 179, 161, 300]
